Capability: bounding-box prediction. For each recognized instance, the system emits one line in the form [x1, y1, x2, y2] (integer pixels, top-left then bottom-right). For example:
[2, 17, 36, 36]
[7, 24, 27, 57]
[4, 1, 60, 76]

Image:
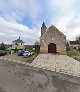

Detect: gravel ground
[30, 54, 80, 77]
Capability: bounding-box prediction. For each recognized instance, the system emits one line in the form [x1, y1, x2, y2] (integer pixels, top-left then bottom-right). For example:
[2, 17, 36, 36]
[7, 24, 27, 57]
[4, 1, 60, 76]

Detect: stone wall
[40, 26, 66, 54]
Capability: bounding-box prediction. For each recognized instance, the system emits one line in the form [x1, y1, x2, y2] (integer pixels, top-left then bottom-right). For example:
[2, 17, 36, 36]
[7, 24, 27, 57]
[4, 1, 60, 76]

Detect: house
[40, 22, 66, 54]
[12, 37, 25, 50]
[69, 37, 80, 50]
[69, 41, 79, 50]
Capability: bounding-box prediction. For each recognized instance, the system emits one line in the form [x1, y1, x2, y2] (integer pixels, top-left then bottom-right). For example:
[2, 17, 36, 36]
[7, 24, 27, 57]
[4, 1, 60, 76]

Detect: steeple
[41, 22, 47, 36]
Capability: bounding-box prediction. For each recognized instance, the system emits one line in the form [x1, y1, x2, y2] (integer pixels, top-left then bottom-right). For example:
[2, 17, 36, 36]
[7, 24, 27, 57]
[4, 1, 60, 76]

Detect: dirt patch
[0, 54, 35, 63]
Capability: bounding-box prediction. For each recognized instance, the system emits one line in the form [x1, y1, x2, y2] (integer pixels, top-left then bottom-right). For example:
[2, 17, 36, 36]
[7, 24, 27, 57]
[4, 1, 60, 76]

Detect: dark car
[18, 50, 25, 56]
[0, 50, 7, 56]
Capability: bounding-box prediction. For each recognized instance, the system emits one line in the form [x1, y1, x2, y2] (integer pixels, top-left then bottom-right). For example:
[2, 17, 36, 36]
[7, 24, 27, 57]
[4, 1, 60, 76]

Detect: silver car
[23, 51, 31, 57]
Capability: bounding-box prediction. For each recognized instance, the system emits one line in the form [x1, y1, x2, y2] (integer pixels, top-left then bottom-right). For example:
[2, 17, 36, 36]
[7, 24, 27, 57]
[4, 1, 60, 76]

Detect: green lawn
[66, 51, 80, 61]
[66, 51, 79, 57]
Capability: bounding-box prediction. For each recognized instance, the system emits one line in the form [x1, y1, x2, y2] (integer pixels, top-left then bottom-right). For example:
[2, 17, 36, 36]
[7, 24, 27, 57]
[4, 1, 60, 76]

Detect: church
[40, 22, 66, 54]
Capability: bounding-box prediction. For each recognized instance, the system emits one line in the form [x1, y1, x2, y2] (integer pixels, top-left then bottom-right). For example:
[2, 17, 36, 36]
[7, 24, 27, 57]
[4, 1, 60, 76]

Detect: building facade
[69, 38, 80, 51]
[40, 22, 66, 54]
[12, 37, 25, 50]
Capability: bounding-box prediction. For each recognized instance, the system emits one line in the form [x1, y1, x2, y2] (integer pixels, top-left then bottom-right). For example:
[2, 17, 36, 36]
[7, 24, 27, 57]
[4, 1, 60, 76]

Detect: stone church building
[40, 22, 66, 54]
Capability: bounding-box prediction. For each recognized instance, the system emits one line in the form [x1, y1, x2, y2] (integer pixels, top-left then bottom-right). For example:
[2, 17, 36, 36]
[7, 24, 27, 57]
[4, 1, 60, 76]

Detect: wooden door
[48, 43, 56, 53]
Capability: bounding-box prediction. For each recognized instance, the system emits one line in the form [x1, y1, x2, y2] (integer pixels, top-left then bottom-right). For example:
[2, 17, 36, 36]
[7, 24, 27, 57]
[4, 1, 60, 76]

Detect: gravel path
[30, 54, 80, 77]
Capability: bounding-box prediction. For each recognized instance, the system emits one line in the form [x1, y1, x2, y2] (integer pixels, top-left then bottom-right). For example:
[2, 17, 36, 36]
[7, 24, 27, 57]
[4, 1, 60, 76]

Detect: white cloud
[0, 0, 80, 44]
[0, 0, 42, 44]
[47, 0, 80, 40]
[0, 0, 41, 22]
[0, 16, 40, 44]
[53, 15, 80, 40]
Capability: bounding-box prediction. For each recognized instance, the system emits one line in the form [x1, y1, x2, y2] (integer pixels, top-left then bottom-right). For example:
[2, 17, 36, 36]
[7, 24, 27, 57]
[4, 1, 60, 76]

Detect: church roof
[47, 25, 66, 37]
[41, 25, 66, 37]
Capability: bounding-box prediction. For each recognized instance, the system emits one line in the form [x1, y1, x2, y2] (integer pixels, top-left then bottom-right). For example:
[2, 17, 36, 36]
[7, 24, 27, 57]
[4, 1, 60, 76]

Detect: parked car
[29, 50, 34, 55]
[23, 51, 31, 58]
[18, 50, 25, 56]
[0, 50, 7, 56]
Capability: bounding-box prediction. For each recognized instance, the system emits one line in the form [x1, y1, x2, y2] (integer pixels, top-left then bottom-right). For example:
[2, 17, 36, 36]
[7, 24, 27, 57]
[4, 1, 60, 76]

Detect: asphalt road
[0, 60, 80, 92]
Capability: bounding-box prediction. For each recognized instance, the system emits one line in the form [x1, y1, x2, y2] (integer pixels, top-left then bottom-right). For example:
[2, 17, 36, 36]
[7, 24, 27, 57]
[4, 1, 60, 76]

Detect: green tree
[0, 42, 6, 50]
[34, 41, 40, 54]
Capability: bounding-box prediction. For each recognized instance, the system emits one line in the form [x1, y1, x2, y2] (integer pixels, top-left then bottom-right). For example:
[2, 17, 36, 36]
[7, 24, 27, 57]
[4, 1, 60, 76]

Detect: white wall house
[12, 37, 25, 50]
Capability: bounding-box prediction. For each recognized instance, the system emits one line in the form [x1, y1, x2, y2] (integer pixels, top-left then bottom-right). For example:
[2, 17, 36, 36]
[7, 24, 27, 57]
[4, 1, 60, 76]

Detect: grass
[66, 51, 80, 61]
[66, 51, 79, 57]
[25, 52, 39, 62]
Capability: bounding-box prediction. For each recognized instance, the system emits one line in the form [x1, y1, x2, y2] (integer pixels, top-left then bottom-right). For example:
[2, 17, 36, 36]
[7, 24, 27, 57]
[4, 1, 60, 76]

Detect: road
[0, 59, 80, 92]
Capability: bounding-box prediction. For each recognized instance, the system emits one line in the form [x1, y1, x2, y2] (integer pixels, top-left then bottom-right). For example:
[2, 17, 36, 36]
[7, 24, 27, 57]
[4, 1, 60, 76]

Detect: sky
[0, 0, 80, 45]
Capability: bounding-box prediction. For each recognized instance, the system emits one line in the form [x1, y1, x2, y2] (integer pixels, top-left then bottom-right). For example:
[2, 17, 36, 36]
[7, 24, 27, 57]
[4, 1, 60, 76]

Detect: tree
[0, 42, 6, 50]
[34, 41, 40, 54]
[66, 41, 70, 51]
[34, 41, 40, 45]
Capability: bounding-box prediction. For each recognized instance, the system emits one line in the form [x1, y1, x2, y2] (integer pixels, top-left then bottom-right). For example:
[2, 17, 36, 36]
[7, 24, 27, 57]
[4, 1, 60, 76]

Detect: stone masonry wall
[40, 26, 66, 54]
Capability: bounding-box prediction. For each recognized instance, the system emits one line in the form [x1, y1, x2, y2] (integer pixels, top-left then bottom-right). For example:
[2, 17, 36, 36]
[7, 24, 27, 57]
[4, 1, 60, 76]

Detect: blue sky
[0, 0, 80, 44]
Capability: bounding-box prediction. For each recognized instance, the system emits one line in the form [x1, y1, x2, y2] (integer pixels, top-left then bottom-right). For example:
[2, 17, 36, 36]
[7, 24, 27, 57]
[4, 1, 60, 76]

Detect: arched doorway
[48, 43, 57, 53]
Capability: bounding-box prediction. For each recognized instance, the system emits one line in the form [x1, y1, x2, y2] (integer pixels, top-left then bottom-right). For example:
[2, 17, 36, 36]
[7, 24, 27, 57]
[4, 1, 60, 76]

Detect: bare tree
[34, 41, 40, 46]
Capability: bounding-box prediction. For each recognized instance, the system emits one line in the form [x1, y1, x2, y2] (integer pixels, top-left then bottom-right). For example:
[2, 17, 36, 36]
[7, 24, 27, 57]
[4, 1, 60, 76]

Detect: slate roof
[13, 37, 24, 43]
[70, 41, 79, 44]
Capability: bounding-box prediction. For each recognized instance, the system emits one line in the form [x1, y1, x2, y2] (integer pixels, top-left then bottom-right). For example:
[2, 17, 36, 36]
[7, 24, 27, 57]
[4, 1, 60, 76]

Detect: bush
[35, 47, 40, 54]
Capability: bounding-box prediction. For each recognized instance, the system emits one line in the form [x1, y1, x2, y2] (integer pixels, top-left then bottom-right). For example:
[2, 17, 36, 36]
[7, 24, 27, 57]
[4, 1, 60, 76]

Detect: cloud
[0, 0, 42, 44]
[47, 0, 80, 40]
[0, 0, 41, 22]
[0, 0, 80, 44]
[0, 16, 40, 44]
